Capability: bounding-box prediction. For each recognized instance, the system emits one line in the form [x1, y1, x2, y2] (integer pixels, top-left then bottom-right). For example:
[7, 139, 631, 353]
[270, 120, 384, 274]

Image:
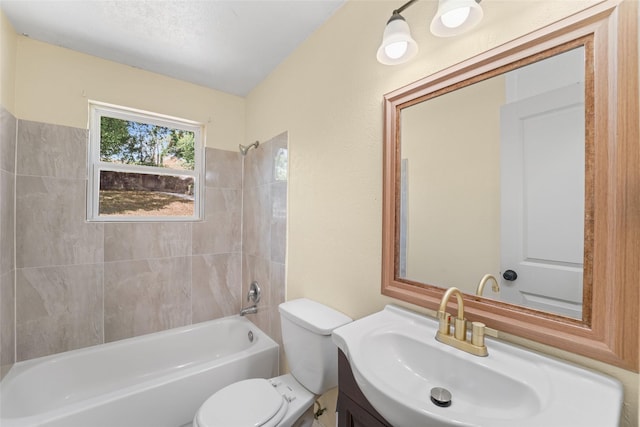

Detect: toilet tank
[278, 299, 352, 395]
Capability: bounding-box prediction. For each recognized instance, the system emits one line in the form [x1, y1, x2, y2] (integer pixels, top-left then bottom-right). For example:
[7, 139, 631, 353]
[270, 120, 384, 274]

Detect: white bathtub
[0, 316, 279, 427]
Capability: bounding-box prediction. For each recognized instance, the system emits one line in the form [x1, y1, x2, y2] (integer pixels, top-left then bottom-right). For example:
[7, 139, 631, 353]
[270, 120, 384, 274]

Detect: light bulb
[441, 6, 470, 28]
[384, 41, 409, 59]
[377, 12, 418, 64]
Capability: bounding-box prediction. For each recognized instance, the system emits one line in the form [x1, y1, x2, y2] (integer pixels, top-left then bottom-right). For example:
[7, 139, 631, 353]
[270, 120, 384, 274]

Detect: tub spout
[240, 305, 258, 316]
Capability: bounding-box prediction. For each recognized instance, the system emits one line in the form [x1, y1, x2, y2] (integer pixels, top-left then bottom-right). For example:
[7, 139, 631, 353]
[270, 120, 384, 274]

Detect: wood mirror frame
[381, 0, 638, 372]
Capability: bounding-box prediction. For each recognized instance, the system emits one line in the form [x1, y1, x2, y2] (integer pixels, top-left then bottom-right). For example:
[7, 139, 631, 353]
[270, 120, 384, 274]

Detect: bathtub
[0, 316, 279, 427]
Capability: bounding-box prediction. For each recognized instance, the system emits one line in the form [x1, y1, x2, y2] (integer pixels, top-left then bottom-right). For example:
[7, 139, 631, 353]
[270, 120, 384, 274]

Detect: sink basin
[332, 305, 623, 427]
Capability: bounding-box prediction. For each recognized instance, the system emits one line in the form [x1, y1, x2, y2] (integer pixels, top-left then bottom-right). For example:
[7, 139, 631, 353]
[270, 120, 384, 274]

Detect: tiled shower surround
[0, 112, 287, 364]
[1, 107, 17, 376]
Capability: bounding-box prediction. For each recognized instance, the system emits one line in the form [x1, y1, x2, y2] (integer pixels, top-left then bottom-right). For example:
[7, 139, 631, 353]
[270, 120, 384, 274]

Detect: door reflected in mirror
[399, 46, 586, 319]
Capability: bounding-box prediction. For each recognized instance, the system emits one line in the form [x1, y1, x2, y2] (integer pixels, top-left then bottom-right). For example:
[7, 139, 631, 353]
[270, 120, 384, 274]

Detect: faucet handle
[471, 321, 486, 347]
[247, 281, 261, 303]
[437, 311, 451, 335]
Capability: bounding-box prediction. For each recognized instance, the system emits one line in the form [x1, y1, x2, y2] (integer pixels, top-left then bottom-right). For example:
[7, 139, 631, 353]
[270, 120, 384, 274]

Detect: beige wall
[1, 10, 17, 113]
[13, 36, 245, 151]
[245, 0, 637, 425]
[402, 76, 504, 292]
[246, 0, 607, 316]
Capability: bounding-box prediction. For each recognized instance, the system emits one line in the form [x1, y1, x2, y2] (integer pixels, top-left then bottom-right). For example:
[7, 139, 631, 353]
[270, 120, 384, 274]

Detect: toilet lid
[196, 378, 288, 427]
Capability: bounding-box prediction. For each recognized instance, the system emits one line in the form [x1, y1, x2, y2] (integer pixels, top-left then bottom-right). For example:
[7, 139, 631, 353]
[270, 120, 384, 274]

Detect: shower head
[239, 141, 260, 156]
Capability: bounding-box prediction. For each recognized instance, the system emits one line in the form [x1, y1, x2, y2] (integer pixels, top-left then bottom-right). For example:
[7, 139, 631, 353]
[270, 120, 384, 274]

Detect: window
[88, 102, 204, 221]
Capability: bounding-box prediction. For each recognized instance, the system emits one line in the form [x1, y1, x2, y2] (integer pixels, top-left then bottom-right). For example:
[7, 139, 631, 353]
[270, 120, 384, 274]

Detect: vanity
[332, 304, 623, 427]
[336, 350, 391, 427]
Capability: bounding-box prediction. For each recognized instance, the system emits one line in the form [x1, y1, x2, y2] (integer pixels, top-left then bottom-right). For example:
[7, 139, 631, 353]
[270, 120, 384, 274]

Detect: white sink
[332, 305, 623, 427]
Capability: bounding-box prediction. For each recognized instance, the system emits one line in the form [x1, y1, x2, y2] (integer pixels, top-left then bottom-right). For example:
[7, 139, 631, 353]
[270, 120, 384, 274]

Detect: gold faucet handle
[471, 321, 486, 347]
[437, 311, 451, 335]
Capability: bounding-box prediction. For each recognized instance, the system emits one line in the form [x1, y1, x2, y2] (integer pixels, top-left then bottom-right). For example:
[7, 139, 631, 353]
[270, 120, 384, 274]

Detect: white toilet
[193, 298, 352, 427]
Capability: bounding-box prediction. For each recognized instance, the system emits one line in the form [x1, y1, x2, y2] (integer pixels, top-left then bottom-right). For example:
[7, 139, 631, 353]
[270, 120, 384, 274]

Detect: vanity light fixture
[376, 1, 419, 65]
[431, 0, 483, 37]
[377, 0, 483, 65]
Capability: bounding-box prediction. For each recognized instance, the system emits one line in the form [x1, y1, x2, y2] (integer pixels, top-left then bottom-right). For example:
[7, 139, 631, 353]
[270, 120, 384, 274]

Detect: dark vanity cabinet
[337, 350, 393, 427]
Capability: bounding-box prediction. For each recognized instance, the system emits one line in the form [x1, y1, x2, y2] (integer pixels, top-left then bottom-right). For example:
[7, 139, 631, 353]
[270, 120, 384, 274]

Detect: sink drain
[430, 387, 452, 407]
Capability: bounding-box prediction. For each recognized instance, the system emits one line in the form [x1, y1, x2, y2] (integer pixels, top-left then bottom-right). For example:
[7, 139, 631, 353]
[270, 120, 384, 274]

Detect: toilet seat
[195, 378, 288, 427]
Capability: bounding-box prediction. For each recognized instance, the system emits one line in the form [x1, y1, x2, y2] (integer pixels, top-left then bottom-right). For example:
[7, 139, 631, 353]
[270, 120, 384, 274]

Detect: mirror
[381, 1, 638, 372]
[399, 46, 587, 319]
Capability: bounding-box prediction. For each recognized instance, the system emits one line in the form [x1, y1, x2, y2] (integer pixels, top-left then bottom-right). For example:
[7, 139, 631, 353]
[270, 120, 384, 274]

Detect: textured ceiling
[1, 0, 346, 96]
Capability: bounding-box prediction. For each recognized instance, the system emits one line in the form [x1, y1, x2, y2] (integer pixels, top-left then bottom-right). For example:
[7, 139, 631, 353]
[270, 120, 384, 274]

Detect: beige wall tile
[243, 141, 272, 188]
[270, 262, 286, 349]
[192, 253, 241, 322]
[16, 176, 103, 268]
[242, 254, 272, 334]
[268, 132, 288, 183]
[9, 120, 287, 361]
[205, 148, 242, 188]
[16, 119, 87, 179]
[15, 264, 103, 360]
[192, 187, 241, 255]
[16, 312, 102, 361]
[104, 222, 192, 262]
[271, 182, 287, 264]
[1, 270, 15, 370]
[104, 257, 191, 342]
[241, 133, 288, 345]
[0, 107, 15, 375]
[242, 183, 270, 258]
[0, 170, 14, 274]
[0, 106, 16, 174]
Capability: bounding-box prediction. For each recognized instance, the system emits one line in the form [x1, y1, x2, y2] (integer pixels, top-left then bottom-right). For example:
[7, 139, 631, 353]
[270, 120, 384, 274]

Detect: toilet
[193, 298, 352, 427]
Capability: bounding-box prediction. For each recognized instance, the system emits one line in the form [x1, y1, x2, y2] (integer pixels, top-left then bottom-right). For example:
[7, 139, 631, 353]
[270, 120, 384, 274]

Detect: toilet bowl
[193, 375, 314, 427]
[193, 299, 352, 427]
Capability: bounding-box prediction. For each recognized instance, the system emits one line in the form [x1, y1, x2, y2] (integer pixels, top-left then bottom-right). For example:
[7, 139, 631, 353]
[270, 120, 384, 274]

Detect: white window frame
[87, 101, 204, 222]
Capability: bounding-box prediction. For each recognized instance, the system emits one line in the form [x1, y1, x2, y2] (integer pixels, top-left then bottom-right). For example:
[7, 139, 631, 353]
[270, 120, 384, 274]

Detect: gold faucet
[436, 287, 488, 356]
[476, 274, 500, 296]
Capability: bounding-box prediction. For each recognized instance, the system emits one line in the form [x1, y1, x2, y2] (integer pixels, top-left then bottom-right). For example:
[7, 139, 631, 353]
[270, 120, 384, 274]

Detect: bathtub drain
[248, 331, 254, 342]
